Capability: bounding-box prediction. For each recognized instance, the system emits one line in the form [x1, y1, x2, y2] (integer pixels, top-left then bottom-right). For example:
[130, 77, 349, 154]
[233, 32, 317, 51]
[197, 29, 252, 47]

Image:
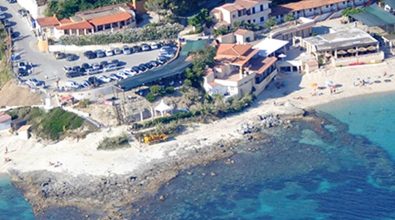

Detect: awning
[358, 47, 367, 52]
[367, 46, 377, 51]
[337, 50, 347, 55]
[347, 49, 357, 53]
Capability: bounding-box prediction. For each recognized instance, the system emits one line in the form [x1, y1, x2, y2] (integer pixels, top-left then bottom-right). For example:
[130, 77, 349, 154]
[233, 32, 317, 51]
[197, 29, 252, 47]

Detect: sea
[2, 91, 395, 219]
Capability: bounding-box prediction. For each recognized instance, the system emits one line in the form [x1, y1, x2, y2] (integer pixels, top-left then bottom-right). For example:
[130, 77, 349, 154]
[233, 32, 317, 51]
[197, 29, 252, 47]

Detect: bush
[60, 23, 184, 45]
[97, 134, 130, 150]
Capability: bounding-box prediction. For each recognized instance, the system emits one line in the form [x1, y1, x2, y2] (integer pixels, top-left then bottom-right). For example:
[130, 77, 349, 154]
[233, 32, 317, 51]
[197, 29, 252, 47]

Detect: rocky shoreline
[9, 105, 306, 219]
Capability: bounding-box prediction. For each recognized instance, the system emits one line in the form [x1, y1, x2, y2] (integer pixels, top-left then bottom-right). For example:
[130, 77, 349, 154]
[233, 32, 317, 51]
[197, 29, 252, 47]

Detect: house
[216, 28, 255, 44]
[0, 112, 12, 131]
[17, 0, 47, 19]
[268, 17, 315, 45]
[36, 3, 136, 39]
[253, 38, 289, 57]
[17, 125, 32, 140]
[203, 43, 278, 97]
[271, 0, 370, 23]
[301, 28, 384, 66]
[211, 0, 271, 28]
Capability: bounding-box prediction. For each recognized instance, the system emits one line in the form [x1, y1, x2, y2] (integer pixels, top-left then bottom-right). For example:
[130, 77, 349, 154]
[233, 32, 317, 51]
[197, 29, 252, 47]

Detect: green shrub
[97, 134, 130, 150]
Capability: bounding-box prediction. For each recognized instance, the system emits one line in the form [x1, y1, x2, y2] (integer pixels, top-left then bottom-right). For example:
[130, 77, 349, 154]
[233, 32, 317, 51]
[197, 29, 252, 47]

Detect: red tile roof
[88, 12, 132, 27]
[36, 16, 59, 27]
[272, 0, 349, 16]
[56, 21, 93, 30]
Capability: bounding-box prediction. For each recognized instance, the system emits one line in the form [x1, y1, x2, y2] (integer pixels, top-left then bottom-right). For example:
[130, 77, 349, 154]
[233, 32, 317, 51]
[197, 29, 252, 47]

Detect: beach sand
[1, 59, 395, 177]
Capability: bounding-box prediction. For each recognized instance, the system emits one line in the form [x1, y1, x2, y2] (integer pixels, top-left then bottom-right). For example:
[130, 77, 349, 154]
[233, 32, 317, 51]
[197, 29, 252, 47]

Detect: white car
[151, 43, 160, 50]
[105, 49, 114, 56]
[116, 71, 129, 79]
[97, 75, 111, 83]
[65, 81, 80, 89]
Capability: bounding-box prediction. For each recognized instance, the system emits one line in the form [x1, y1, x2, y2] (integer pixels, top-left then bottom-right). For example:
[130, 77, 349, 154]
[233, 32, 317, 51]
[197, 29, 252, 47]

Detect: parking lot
[1, 0, 175, 91]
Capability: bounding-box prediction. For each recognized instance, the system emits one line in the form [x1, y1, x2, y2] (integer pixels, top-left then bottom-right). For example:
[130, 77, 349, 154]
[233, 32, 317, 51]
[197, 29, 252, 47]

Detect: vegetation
[77, 99, 91, 108]
[188, 8, 212, 33]
[184, 46, 216, 87]
[146, 85, 175, 102]
[264, 17, 277, 30]
[45, 0, 130, 19]
[0, 24, 12, 87]
[7, 107, 86, 140]
[342, 7, 364, 17]
[284, 13, 295, 22]
[97, 133, 130, 150]
[60, 23, 183, 45]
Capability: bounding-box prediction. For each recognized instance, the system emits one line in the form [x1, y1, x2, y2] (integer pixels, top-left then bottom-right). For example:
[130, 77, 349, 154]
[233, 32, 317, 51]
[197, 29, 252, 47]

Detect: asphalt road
[1, 0, 161, 88]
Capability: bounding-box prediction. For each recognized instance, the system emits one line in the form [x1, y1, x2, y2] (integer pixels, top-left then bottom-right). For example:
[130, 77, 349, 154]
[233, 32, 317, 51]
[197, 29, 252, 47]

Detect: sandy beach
[1, 58, 395, 177]
[2, 58, 395, 218]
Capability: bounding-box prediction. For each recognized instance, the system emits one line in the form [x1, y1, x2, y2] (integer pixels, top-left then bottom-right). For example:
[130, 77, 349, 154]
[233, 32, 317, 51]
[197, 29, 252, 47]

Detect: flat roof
[253, 38, 288, 57]
[272, 0, 349, 16]
[303, 28, 378, 51]
[350, 5, 395, 27]
[0, 113, 11, 123]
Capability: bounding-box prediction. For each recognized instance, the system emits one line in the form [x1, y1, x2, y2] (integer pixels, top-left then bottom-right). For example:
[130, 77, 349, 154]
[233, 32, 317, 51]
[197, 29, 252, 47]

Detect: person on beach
[5, 147, 8, 154]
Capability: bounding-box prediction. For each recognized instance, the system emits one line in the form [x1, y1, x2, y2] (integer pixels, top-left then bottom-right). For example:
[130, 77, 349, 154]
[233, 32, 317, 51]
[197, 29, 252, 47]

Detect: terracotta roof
[59, 18, 72, 24]
[36, 16, 59, 27]
[56, 21, 93, 30]
[0, 113, 11, 124]
[248, 56, 277, 74]
[216, 43, 259, 66]
[88, 11, 132, 26]
[234, 28, 253, 36]
[272, 0, 349, 16]
[18, 125, 31, 132]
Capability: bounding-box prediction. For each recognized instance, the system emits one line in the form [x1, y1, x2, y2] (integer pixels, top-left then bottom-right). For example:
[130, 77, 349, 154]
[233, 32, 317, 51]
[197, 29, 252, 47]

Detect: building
[271, 0, 370, 23]
[253, 38, 289, 57]
[17, 125, 32, 140]
[36, 3, 136, 39]
[17, 0, 47, 19]
[216, 28, 255, 44]
[0, 112, 11, 131]
[203, 43, 278, 97]
[301, 28, 384, 66]
[211, 0, 271, 28]
[268, 17, 315, 44]
[350, 4, 395, 33]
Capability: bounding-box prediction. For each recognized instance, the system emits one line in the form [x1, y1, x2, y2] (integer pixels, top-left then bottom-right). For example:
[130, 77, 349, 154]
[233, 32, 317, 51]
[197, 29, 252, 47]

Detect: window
[260, 4, 264, 11]
[238, 10, 242, 17]
[309, 9, 312, 12]
[253, 19, 256, 23]
[233, 14, 236, 18]
[260, 16, 265, 22]
[247, 20, 251, 23]
[252, 7, 255, 14]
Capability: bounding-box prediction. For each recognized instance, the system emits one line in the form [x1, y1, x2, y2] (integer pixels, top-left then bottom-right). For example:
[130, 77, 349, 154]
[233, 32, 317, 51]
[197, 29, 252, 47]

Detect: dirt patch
[0, 80, 42, 106]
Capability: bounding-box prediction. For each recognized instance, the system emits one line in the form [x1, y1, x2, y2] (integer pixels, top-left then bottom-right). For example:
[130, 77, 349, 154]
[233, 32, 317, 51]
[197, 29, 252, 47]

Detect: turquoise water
[318, 92, 395, 159]
[0, 175, 34, 219]
[3, 92, 395, 219]
[131, 92, 395, 220]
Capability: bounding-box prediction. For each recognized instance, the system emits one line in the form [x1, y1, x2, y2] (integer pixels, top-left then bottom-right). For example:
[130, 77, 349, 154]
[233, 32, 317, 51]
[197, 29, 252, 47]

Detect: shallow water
[3, 92, 395, 219]
[131, 92, 395, 220]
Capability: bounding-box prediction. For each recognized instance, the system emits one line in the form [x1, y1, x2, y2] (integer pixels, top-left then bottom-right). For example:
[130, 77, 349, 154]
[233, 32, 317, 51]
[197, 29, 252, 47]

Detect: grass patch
[97, 134, 130, 150]
[8, 107, 86, 140]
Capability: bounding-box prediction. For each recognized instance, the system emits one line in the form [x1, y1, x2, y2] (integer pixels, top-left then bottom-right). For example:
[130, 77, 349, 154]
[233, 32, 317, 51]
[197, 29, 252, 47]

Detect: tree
[188, 8, 212, 33]
[284, 13, 295, 22]
[264, 17, 277, 29]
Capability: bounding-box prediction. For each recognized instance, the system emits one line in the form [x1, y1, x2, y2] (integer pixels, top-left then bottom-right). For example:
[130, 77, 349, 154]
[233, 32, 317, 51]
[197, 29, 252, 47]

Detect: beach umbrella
[325, 80, 334, 87]
[278, 53, 287, 59]
[367, 46, 377, 51]
[337, 50, 347, 55]
[325, 52, 332, 57]
[358, 47, 367, 52]
[347, 48, 356, 54]
[310, 83, 318, 89]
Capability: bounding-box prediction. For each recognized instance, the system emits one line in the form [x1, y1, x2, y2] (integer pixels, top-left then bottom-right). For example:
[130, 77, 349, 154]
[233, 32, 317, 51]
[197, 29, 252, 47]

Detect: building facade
[211, 0, 271, 28]
[35, 3, 136, 39]
[203, 43, 278, 98]
[0, 113, 11, 131]
[272, 0, 370, 23]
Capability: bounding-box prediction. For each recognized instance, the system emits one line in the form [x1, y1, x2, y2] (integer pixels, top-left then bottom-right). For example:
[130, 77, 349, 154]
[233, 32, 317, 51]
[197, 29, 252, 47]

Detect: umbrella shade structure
[337, 50, 347, 55]
[310, 83, 318, 89]
[367, 46, 377, 51]
[358, 47, 367, 52]
[155, 100, 173, 116]
[347, 48, 357, 53]
[325, 52, 332, 57]
[278, 53, 287, 58]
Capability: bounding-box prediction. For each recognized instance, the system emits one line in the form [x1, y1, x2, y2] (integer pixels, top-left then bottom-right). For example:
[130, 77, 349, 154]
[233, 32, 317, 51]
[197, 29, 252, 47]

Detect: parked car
[66, 53, 79, 61]
[115, 72, 128, 79]
[84, 50, 97, 59]
[141, 44, 151, 51]
[18, 9, 28, 16]
[0, 14, 7, 21]
[132, 45, 142, 53]
[100, 60, 109, 67]
[122, 46, 132, 55]
[151, 43, 160, 50]
[137, 64, 147, 71]
[113, 48, 122, 55]
[109, 73, 122, 81]
[105, 49, 114, 57]
[97, 75, 111, 83]
[96, 50, 106, 58]
[92, 63, 101, 70]
[7, 0, 17, 3]
[54, 52, 66, 59]
[104, 64, 118, 72]
[80, 80, 91, 88]
[65, 81, 80, 89]
[81, 63, 91, 70]
[66, 71, 83, 78]
[88, 76, 102, 86]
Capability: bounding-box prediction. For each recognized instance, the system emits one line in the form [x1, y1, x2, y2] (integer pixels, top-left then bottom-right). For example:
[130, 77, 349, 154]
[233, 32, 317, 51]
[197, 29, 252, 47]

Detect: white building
[17, 0, 47, 19]
[0, 113, 11, 131]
